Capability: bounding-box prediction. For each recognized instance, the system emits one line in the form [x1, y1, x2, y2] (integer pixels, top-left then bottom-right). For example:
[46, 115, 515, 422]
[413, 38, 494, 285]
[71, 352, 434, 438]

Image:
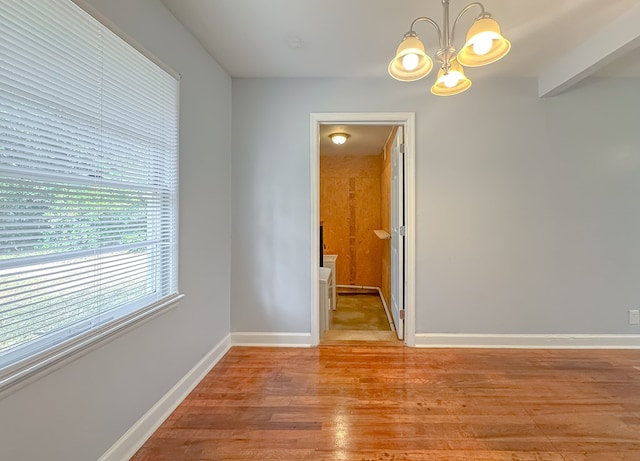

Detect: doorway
[310, 113, 416, 346]
[320, 124, 396, 342]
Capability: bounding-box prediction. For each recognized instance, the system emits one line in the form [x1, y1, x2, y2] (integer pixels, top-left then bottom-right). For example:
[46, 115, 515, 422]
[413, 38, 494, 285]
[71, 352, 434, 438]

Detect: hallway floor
[322, 290, 399, 344]
[330, 292, 391, 331]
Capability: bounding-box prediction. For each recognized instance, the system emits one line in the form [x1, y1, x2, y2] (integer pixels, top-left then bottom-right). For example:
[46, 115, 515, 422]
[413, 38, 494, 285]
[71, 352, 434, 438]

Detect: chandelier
[388, 0, 511, 96]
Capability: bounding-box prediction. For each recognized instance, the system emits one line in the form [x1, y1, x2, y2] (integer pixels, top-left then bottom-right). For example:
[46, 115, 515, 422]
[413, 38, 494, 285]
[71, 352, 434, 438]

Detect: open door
[311, 112, 414, 346]
[390, 126, 405, 340]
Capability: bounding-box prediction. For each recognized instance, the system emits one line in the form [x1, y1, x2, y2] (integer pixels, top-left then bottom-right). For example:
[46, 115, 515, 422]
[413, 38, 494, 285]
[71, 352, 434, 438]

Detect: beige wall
[320, 154, 382, 287]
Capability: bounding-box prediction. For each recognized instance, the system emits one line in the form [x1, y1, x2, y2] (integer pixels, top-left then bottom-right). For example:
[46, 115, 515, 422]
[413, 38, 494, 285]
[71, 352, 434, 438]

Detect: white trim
[415, 333, 640, 349]
[336, 284, 379, 290]
[310, 112, 416, 347]
[98, 334, 232, 461]
[230, 332, 313, 347]
[376, 287, 396, 334]
[310, 116, 321, 346]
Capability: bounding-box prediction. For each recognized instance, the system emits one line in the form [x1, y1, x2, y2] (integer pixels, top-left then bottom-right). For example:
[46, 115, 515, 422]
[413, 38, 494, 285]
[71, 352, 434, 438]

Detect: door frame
[309, 112, 416, 346]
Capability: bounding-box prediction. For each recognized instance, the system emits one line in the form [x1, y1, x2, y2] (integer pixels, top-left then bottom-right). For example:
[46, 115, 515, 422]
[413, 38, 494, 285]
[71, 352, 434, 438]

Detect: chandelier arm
[409, 17, 443, 49]
[450, 2, 486, 46]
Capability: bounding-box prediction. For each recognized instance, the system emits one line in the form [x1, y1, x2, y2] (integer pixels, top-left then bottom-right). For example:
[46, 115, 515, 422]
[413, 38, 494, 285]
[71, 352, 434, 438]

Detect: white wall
[0, 1, 232, 460]
[231, 76, 640, 336]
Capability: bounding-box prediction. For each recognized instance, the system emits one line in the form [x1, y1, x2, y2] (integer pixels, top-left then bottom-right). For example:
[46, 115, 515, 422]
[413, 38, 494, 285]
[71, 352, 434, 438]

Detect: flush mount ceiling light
[389, 0, 511, 96]
[329, 133, 350, 145]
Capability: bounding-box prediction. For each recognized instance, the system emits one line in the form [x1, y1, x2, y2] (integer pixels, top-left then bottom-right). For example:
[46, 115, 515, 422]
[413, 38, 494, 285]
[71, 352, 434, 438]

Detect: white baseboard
[375, 287, 395, 333]
[230, 332, 312, 347]
[98, 334, 232, 461]
[414, 333, 640, 349]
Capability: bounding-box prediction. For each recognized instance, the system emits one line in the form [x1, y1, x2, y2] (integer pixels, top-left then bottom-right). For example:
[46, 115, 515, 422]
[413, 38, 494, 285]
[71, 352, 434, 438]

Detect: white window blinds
[0, 0, 179, 375]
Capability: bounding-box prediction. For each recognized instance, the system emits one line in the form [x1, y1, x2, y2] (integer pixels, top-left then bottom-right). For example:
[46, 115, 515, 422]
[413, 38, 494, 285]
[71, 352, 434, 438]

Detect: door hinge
[399, 309, 405, 320]
[399, 143, 405, 154]
[399, 225, 406, 236]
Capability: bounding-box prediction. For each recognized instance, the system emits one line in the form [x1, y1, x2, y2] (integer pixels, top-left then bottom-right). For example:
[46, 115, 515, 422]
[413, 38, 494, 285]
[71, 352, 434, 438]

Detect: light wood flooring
[132, 345, 640, 460]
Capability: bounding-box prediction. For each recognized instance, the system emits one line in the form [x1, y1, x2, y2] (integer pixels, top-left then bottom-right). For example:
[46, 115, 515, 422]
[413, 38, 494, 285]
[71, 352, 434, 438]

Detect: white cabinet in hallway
[322, 254, 337, 310]
[319, 267, 333, 335]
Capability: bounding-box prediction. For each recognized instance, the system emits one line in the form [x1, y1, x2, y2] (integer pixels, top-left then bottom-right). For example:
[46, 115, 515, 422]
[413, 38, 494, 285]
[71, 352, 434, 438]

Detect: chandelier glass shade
[457, 17, 511, 67]
[388, 33, 433, 81]
[431, 59, 471, 96]
[389, 0, 510, 96]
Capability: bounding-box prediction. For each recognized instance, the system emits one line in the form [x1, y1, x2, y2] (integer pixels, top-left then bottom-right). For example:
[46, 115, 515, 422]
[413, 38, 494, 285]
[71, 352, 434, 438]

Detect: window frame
[0, 0, 183, 394]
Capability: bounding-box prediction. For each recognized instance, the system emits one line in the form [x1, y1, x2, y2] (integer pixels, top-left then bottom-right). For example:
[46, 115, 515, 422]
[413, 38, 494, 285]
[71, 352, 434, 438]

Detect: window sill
[0, 293, 185, 398]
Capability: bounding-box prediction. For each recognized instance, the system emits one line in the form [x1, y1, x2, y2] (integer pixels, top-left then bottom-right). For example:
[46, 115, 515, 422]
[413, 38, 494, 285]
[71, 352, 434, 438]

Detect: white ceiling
[160, 0, 640, 80]
[159, 0, 640, 153]
[320, 125, 394, 156]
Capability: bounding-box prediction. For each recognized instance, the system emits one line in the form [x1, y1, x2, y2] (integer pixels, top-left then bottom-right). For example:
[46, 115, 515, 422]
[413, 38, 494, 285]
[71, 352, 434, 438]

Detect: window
[0, 0, 179, 385]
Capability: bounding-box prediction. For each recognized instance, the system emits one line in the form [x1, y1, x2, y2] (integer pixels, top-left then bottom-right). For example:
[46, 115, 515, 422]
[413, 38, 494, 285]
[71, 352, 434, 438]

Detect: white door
[390, 126, 405, 340]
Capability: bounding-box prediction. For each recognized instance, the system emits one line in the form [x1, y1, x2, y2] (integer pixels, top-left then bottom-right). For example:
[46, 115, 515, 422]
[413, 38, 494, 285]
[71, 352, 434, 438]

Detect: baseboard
[414, 333, 640, 349]
[375, 287, 396, 333]
[230, 332, 312, 347]
[98, 334, 232, 461]
[336, 284, 378, 291]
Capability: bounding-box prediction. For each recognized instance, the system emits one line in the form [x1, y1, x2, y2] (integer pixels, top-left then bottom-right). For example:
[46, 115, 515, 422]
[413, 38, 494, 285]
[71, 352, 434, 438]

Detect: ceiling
[159, 0, 640, 153]
[160, 0, 640, 80]
[320, 125, 394, 156]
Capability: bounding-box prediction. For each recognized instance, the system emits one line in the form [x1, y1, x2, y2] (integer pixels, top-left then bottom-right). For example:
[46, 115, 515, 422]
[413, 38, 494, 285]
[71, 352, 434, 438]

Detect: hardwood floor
[132, 346, 640, 460]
